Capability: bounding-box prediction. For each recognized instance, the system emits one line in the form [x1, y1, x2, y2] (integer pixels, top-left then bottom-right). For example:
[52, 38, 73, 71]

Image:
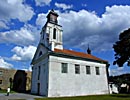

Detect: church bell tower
[40, 9, 63, 51]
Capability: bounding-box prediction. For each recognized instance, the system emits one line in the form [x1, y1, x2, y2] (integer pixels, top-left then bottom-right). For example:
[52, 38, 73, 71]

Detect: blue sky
[0, 0, 130, 76]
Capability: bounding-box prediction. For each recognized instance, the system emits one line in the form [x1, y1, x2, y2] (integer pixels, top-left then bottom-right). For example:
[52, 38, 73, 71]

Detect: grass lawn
[35, 94, 130, 100]
[8, 99, 26, 100]
[0, 89, 16, 93]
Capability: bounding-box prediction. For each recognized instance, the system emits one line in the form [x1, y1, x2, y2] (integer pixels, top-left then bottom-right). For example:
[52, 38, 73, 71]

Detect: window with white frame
[61, 63, 68, 73]
[75, 64, 80, 74]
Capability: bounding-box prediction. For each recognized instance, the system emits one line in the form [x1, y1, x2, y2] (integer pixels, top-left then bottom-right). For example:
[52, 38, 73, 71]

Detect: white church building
[31, 10, 109, 97]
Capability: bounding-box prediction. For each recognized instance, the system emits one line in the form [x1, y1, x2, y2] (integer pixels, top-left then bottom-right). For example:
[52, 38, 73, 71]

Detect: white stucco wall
[46, 23, 63, 50]
[48, 55, 109, 97]
[31, 56, 49, 96]
[31, 64, 38, 94]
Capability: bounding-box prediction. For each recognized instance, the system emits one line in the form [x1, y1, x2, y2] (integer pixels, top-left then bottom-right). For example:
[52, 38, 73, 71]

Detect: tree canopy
[109, 73, 130, 86]
[113, 28, 130, 67]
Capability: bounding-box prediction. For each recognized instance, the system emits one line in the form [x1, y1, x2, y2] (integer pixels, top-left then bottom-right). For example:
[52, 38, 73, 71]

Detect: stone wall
[0, 67, 31, 91]
[0, 68, 16, 90]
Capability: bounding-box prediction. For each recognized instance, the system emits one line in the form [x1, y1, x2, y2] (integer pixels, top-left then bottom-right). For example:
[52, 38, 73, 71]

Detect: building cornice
[49, 51, 108, 65]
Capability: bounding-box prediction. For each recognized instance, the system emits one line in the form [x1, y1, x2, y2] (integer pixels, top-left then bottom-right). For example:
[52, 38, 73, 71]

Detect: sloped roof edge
[49, 48, 108, 64]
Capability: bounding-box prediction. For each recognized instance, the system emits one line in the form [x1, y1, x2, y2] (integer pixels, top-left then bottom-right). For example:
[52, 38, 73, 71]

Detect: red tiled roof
[54, 48, 108, 63]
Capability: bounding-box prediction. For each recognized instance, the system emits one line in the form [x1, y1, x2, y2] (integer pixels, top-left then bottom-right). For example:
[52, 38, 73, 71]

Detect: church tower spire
[47, 9, 58, 24]
[40, 9, 63, 51]
[87, 44, 91, 54]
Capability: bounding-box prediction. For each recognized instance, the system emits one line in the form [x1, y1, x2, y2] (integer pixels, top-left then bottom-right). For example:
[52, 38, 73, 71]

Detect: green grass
[0, 89, 16, 93]
[8, 99, 26, 100]
[35, 94, 130, 100]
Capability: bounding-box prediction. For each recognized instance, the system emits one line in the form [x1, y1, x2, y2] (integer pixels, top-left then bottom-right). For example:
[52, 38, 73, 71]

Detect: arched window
[39, 51, 42, 57]
[53, 28, 56, 39]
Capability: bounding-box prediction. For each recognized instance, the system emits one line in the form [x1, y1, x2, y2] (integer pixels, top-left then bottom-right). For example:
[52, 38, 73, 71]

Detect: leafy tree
[113, 28, 130, 67]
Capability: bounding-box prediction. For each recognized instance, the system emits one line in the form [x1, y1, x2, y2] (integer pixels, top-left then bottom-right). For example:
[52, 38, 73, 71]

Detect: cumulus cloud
[11, 45, 37, 62]
[55, 2, 73, 10]
[35, 0, 51, 6]
[0, 0, 34, 29]
[0, 57, 13, 69]
[0, 21, 9, 29]
[36, 13, 47, 27]
[56, 5, 130, 51]
[109, 66, 130, 76]
[34, 5, 130, 52]
[0, 24, 40, 46]
[109, 67, 123, 76]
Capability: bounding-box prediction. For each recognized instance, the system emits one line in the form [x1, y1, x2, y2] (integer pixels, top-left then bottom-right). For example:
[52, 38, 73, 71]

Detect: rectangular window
[38, 66, 41, 80]
[46, 33, 49, 41]
[61, 63, 68, 73]
[42, 32, 44, 39]
[53, 28, 56, 39]
[0, 71, 3, 76]
[95, 67, 100, 75]
[0, 80, 2, 84]
[75, 64, 80, 74]
[86, 66, 91, 74]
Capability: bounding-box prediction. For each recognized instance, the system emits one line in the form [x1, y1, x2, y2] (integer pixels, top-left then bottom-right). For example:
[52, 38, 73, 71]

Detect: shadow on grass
[0, 89, 17, 93]
[111, 94, 130, 98]
[35, 94, 130, 100]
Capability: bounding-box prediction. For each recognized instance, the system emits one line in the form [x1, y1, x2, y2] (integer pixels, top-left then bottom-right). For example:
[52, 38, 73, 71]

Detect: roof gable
[31, 43, 48, 64]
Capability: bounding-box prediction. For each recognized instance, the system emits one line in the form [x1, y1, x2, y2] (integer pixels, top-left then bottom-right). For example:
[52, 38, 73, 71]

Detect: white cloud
[55, 2, 73, 10]
[11, 54, 22, 61]
[35, 5, 130, 52]
[35, 0, 51, 6]
[28, 66, 32, 71]
[55, 10, 108, 51]
[11, 45, 37, 62]
[56, 5, 130, 51]
[0, 24, 40, 46]
[82, 4, 87, 7]
[36, 13, 47, 27]
[0, 0, 34, 29]
[0, 21, 9, 29]
[101, 5, 130, 31]
[109, 67, 129, 76]
[0, 57, 13, 69]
